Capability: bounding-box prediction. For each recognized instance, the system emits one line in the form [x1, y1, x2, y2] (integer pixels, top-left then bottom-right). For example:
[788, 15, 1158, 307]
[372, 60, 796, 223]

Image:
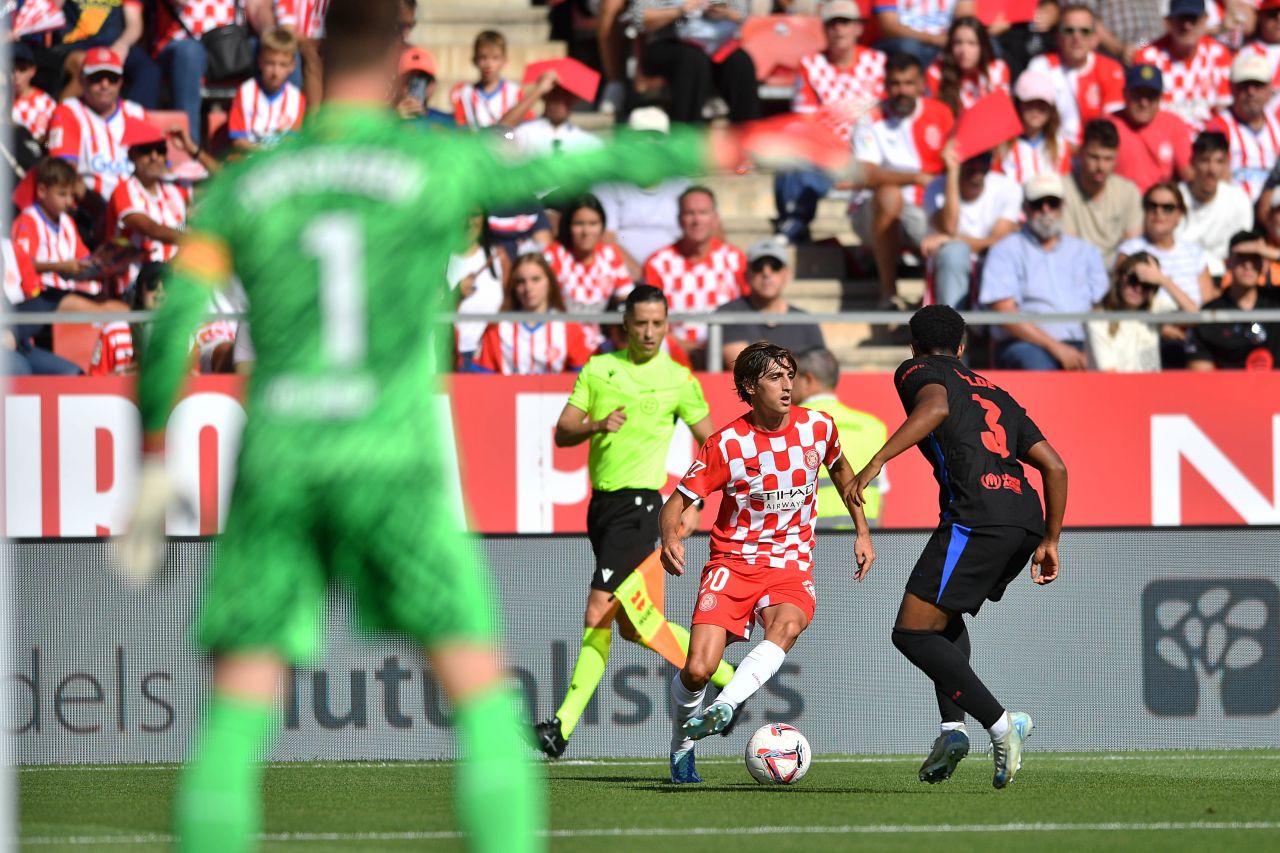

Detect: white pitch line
[18, 821, 1280, 846]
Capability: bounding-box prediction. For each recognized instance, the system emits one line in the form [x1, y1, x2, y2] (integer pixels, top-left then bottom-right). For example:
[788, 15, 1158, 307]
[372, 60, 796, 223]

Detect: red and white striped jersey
[924, 57, 1011, 112]
[47, 97, 147, 198]
[88, 322, 135, 376]
[152, 0, 237, 53]
[273, 0, 328, 38]
[1205, 108, 1280, 202]
[107, 175, 189, 274]
[852, 97, 954, 206]
[1025, 51, 1125, 145]
[643, 240, 748, 345]
[544, 241, 633, 312]
[450, 80, 529, 129]
[12, 88, 56, 139]
[11, 205, 96, 294]
[793, 49, 886, 143]
[677, 406, 843, 572]
[873, 0, 957, 36]
[995, 134, 1072, 185]
[228, 79, 306, 145]
[2, 238, 40, 305]
[1133, 36, 1232, 131]
[474, 317, 594, 375]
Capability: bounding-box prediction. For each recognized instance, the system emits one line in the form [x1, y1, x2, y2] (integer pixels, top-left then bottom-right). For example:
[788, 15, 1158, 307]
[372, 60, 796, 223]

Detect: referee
[535, 285, 719, 758]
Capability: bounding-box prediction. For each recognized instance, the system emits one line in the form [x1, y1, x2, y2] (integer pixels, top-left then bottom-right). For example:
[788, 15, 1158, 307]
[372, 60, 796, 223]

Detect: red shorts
[690, 562, 816, 640]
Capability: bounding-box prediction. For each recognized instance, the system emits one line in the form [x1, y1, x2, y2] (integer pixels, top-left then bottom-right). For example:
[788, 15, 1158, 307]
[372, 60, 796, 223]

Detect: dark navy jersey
[895, 355, 1046, 534]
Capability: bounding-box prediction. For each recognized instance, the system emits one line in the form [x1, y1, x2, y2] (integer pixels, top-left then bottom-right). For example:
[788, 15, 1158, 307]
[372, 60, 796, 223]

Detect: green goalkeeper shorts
[197, 463, 498, 664]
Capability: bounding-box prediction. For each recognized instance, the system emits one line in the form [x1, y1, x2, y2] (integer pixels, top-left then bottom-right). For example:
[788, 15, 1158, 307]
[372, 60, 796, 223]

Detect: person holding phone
[394, 46, 455, 128]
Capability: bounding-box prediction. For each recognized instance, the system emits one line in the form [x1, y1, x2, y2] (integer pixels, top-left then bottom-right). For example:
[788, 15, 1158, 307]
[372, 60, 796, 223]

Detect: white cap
[1014, 70, 1056, 105]
[821, 0, 862, 22]
[1231, 52, 1271, 85]
[1024, 172, 1065, 202]
[628, 106, 670, 135]
[747, 236, 789, 266]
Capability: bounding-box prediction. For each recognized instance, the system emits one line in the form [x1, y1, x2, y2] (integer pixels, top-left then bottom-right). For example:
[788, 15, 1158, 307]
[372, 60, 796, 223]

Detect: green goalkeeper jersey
[138, 105, 709, 478]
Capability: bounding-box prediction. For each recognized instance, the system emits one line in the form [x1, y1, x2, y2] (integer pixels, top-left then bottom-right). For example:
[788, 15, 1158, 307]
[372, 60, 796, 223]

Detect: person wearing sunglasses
[1025, 4, 1124, 147]
[1117, 181, 1215, 309]
[979, 172, 1108, 371]
[1110, 63, 1193, 194]
[1132, 0, 1232, 131]
[1187, 230, 1280, 370]
[1086, 251, 1179, 371]
[715, 237, 825, 372]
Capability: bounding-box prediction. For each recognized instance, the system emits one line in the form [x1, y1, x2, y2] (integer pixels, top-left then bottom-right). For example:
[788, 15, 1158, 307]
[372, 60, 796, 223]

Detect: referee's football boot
[533, 716, 568, 759]
[991, 711, 1034, 789]
[682, 701, 733, 741]
[918, 728, 970, 783]
[670, 748, 703, 784]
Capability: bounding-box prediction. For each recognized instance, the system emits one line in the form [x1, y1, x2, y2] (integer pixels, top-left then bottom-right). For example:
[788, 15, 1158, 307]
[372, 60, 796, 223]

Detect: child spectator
[450, 30, 529, 129]
[12, 158, 102, 296]
[107, 122, 189, 290]
[925, 16, 1010, 116]
[472, 252, 594, 375]
[10, 43, 56, 142]
[995, 70, 1072, 185]
[228, 29, 307, 152]
[394, 47, 453, 127]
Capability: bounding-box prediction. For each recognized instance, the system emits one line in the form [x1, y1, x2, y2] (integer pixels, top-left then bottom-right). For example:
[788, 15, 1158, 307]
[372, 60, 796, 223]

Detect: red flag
[951, 90, 1023, 161]
[522, 58, 600, 105]
[975, 0, 1038, 27]
[12, 0, 65, 37]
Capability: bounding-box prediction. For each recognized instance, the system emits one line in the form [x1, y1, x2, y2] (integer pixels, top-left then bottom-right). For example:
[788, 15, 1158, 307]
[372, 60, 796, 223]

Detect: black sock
[935, 617, 970, 725]
[892, 627, 1004, 729]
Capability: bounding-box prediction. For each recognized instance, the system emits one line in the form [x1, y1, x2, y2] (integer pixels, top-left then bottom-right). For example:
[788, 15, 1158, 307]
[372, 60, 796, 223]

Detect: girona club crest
[698, 593, 718, 612]
[804, 449, 821, 470]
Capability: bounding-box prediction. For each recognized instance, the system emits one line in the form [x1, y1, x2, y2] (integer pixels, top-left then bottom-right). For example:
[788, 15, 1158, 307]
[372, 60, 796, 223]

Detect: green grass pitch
[19, 751, 1280, 852]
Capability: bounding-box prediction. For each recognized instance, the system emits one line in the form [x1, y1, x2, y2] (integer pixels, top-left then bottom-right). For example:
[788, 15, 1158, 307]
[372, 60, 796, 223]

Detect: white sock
[940, 722, 967, 735]
[988, 711, 1011, 741]
[670, 672, 706, 754]
[716, 640, 787, 710]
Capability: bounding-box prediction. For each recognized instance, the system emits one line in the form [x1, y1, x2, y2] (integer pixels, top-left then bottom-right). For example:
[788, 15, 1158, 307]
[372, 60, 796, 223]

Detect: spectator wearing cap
[775, 0, 885, 244]
[1243, 0, 1280, 86]
[872, 0, 963, 70]
[1186, 230, 1280, 370]
[394, 46, 454, 128]
[1061, 118, 1143, 267]
[106, 121, 190, 292]
[995, 69, 1072, 186]
[1177, 131, 1254, 280]
[1024, 3, 1124, 146]
[850, 51, 954, 309]
[1131, 0, 1232, 131]
[979, 172, 1108, 370]
[592, 108, 692, 279]
[1109, 64, 1193, 194]
[10, 43, 57, 142]
[228, 29, 307, 152]
[626, 0, 762, 125]
[714, 237, 825, 371]
[920, 141, 1021, 309]
[506, 60, 603, 157]
[149, 0, 240, 142]
[46, 47, 148, 213]
[1204, 54, 1280, 204]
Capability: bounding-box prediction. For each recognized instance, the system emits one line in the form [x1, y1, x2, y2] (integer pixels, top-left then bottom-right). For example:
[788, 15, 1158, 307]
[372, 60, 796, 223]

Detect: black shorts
[907, 524, 1040, 615]
[586, 488, 660, 592]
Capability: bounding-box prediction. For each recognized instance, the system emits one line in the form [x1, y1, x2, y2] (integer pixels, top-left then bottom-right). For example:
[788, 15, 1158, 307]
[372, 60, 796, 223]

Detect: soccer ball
[744, 723, 811, 784]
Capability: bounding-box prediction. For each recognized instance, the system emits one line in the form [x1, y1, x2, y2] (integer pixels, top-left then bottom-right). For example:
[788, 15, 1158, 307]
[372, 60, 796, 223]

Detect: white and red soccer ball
[744, 723, 811, 785]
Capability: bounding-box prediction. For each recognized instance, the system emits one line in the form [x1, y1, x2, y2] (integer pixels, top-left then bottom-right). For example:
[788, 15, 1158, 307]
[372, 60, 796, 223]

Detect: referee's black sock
[891, 627, 1003, 729]
[935, 617, 971, 725]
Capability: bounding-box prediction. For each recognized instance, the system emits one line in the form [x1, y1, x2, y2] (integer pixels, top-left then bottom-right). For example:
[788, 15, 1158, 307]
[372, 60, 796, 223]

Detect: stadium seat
[741, 15, 825, 99]
[52, 323, 99, 373]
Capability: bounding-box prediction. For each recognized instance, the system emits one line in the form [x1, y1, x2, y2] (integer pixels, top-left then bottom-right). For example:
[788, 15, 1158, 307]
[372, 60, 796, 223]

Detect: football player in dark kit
[852, 305, 1068, 790]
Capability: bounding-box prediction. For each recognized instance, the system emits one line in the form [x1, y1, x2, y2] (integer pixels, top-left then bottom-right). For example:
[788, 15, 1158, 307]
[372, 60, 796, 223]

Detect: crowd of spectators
[5, 0, 1280, 377]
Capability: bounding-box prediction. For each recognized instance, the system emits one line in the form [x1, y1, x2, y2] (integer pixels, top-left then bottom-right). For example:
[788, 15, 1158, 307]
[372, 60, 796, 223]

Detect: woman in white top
[1086, 252, 1194, 372]
[1115, 181, 1216, 310]
[449, 209, 507, 370]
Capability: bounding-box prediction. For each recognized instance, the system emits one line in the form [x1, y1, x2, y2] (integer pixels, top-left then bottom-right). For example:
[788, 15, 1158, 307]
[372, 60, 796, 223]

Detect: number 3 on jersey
[301, 212, 366, 369]
[971, 394, 1009, 458]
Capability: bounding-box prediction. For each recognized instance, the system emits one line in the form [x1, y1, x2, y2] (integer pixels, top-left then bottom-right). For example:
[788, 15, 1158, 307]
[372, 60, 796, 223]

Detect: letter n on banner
[1151, 415, 1280, 525]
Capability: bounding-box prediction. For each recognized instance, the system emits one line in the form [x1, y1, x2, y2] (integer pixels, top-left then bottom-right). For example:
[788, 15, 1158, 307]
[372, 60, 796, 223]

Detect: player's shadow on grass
[556, 775, 655, 784]
[646, 785, 884, 794]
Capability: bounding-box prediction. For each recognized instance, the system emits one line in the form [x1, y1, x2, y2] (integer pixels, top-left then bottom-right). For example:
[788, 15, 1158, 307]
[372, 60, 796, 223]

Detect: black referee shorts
[586, 488, 661, 593]
[907, 524, 1041, 616]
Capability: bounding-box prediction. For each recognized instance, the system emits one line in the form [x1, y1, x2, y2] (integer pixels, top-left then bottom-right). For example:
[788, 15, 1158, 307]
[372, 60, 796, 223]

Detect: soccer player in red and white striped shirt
[659, 342, 874, 782]
[12, 159, 100, 295]
[107, 122, 190, 291]
[1025, 4, 1125, 146]
[11, 45, 56, 141]
[473, 252, 594, 374]
[1132, 3, 1232, 131]
[1205, 54, 1280, 203]
[450, 30, 531, 129]
[47, 48, 147, 201]
[643, 187, 747, 360]
[228, 29, 307, 152]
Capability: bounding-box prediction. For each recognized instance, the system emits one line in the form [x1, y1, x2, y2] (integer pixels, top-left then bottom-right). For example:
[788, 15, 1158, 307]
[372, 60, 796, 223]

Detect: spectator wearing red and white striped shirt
[851, 52, 954, 307]
[228, 29, 306, 151]
[11, 159, 100, 295]
[107, 122, 190, 291]
[1205, 53, 1280, 203]
[473, 252, 594, 375]
[642, 187, 747, 361]
[777, 1, 885, 243]
[450, 30, 531, 129]
[151, 0, 238, 141]
[923, 16, 1010, 117]
[1243, 1, 1280, 94]
[89, 322, 135, 375]
[995, 70, 1073, 186]
[47, 48, 147, 201]
[1024, 4, 1125, 146]
[1132, 0, 1232, 132]
[11, 49, 56, 141]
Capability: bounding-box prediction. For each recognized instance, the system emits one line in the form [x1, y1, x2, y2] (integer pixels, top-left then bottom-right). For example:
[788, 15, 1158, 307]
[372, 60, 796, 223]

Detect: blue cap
[12, 42, 34, 65]
[1167, 0, 1205, 17]
[1125, 63, 1164, 93]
